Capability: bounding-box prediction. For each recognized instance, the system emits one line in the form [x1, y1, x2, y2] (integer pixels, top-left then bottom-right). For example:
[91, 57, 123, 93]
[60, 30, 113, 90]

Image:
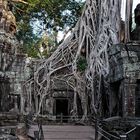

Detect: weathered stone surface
[109, 44, 140, 117]
[28, 125, 95, 140]
[0, 134, 17, 140]
[0, 113, 18, 126]
[0, 17, 32, 124]
[16, 123, 31, 140]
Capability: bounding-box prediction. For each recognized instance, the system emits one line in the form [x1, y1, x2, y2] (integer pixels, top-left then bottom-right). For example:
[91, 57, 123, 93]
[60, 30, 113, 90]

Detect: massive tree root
[22, 0, 121, 121]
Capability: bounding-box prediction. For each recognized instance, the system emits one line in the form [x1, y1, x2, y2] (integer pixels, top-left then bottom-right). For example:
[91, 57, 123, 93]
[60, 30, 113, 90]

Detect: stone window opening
[110, 81, 123, 117]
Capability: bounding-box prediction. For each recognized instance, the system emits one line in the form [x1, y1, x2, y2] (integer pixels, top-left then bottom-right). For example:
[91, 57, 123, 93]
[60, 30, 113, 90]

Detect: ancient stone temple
[110, 2, 140, 117]
[22, 1, 140, 139]
[0, 0, 140, 139]
[108, 44, 140, 117]
[98, 2, 140, 139]
[0, 0, 29, 125]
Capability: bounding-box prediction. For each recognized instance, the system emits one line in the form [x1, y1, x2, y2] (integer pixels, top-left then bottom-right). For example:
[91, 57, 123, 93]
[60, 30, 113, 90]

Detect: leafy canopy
[14, 0, 85, 57]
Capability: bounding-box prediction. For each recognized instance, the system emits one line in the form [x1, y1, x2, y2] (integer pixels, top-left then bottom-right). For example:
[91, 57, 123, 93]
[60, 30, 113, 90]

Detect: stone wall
[0, 31, 31, 114]
[109, 43, 140, 117]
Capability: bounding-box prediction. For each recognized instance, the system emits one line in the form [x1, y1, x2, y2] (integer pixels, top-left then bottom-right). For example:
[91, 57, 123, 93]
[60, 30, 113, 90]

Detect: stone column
[122, 78, 136, 117]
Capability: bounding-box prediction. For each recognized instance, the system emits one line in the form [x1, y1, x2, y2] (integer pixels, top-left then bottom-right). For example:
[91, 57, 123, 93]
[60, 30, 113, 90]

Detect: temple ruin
[0, 0, 30, 126]
[0, 0, 140, 139]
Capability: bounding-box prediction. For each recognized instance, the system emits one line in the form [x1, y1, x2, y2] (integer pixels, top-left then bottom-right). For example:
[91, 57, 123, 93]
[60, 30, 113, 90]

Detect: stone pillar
[20, 94, 24, 114]
[123, 78, 136, 117]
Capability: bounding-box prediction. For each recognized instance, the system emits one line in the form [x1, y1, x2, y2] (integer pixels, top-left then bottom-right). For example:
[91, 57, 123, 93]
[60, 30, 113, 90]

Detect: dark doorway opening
[135, 80, 140, 117]
[111, 81, 122, 116]
[0, 79, 11, 112]
[56, 99, 69, 122]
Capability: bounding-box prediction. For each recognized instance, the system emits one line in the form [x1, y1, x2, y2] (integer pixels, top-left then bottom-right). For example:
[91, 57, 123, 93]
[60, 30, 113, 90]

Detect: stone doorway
[110, 81, 123, 116]
[55, 98, 69, 122]
[135, 80, 140, 117]
[0, 78, 11, 112]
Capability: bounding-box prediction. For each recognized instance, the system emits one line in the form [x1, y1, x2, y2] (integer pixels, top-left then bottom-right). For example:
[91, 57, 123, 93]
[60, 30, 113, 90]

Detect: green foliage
[26, 46, 39, 58]
[22, 36, 40, 58]
[77, 56, 87, 72]
[15, 0, 85, 31]
[13, 0, 85, 57]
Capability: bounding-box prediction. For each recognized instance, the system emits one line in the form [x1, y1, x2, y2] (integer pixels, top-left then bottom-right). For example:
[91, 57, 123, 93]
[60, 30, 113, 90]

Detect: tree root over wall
[22, 0, 121, 122]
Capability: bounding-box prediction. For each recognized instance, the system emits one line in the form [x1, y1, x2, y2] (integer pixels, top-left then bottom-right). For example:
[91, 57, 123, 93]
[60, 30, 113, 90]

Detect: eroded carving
[6, 10, 16, 34]
[0, 0, 16, 34]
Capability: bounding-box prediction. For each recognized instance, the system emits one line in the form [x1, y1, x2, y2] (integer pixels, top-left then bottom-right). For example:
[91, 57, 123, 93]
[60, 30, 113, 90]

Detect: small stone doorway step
[55, 98, 69, 122]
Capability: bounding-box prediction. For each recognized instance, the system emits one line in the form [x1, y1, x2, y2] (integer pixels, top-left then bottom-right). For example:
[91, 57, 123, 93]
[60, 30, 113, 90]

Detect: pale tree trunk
[22, 0, 121, 121]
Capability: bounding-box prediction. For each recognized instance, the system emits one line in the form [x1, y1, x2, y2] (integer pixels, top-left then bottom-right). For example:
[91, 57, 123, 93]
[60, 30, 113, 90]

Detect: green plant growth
[77, 56, 87, 72]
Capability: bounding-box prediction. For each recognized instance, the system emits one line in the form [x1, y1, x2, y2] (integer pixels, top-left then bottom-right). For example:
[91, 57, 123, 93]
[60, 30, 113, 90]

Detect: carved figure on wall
[0, 0, 4, 16]
[6, 10, 16, 34]
[0, 0, 8, 9]
[0, 0, 28, 32]
[0, 9, 7, 29]
[131, 4, 140, 41]
[0, 0, 7, 29]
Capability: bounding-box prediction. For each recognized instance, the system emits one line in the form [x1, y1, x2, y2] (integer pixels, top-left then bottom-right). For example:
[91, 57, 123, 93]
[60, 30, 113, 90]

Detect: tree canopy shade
[13, 0, 85, 57]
